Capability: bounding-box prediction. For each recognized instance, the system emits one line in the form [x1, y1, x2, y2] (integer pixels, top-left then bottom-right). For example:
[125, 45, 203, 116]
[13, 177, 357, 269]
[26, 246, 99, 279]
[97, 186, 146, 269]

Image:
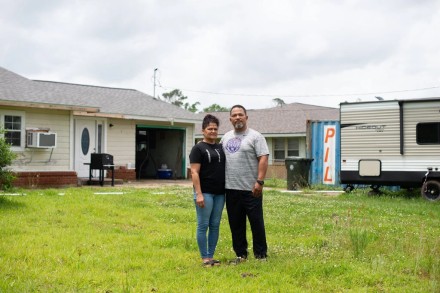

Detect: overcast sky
[1, 0, 440, 110]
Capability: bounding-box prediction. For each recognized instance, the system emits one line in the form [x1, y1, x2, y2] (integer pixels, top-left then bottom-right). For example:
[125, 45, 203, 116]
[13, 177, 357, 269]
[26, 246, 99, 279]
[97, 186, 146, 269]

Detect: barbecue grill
[88, 153, 115, 186]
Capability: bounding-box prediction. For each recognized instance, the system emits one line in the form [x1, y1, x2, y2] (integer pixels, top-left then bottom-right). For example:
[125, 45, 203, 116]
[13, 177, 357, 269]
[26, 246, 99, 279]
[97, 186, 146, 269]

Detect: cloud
[1, 0, 440, 110]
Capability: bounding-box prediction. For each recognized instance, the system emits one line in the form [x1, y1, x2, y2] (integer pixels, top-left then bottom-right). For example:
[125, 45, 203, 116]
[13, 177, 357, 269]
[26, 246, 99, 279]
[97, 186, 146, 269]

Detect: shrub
[0, 128, 17, 190]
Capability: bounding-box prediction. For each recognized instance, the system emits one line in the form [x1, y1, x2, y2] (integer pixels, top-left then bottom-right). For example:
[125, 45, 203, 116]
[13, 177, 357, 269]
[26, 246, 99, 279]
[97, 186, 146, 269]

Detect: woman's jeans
[194, 193, 225, 259]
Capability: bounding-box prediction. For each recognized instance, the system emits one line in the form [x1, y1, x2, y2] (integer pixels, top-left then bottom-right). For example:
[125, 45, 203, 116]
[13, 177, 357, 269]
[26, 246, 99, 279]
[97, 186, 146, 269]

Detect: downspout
[399, 101, 404, 155]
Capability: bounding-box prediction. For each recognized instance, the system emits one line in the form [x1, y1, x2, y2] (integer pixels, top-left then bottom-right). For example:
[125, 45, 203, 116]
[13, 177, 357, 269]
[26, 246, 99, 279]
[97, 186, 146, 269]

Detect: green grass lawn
[1, 185, 439, 292]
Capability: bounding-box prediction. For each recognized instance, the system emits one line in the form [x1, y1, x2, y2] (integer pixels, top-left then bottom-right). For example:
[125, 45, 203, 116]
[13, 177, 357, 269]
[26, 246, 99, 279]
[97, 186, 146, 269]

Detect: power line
[158, 85, 439, 98]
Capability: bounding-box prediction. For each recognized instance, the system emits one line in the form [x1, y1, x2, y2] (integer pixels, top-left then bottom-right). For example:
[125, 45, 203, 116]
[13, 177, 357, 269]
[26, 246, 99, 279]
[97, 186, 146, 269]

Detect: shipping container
[306, 120, 341, 186]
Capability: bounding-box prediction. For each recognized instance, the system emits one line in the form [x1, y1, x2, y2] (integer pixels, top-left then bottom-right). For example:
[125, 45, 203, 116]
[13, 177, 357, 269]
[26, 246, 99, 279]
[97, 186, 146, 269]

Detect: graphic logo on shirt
[214, 149, 222, 162]
[225, 137, 241, 153]
[205, 149, 211, 163]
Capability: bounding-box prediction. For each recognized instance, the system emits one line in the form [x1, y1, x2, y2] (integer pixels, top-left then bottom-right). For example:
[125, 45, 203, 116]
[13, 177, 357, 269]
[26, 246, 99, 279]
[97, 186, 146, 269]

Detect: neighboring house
[195, 103, 339, 179]
[0, 66, 199, 187]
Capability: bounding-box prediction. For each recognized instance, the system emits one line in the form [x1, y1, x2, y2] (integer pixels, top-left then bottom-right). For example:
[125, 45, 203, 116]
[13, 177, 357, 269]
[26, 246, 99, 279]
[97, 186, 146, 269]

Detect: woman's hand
[196, 193, 205, 208]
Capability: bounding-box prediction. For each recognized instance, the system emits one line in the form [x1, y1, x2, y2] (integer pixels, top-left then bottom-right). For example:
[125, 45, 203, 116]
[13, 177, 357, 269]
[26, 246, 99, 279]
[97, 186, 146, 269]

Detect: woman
[189, 114, 225, 267]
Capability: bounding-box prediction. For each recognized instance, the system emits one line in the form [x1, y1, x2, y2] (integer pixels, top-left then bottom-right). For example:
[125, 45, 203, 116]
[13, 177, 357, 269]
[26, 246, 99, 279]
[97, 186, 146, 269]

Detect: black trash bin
[285, 157, 314, 190]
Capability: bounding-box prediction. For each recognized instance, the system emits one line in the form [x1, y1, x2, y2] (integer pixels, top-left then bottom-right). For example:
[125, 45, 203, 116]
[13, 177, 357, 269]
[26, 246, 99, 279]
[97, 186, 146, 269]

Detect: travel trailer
[340, 98, 440, 201]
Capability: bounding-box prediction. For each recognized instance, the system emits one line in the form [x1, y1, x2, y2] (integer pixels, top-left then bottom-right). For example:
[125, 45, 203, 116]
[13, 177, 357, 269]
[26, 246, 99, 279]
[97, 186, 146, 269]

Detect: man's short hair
[230, 105, 247, 115]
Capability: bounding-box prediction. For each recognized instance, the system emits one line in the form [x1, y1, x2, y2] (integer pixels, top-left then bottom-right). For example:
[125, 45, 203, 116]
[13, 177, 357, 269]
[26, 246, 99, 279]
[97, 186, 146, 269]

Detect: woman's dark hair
[202, 114, 220, 130]
[230, 104, 247, 115]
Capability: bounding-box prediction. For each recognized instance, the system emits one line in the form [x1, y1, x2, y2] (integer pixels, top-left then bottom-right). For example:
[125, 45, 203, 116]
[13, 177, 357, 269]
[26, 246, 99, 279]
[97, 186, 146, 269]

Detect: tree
[161, 89, 200, 113]
[203, 104, 229, 112]
[273, 98, 286, 107]
[0, 129, 17, 190]
[184, 102, 200, 113]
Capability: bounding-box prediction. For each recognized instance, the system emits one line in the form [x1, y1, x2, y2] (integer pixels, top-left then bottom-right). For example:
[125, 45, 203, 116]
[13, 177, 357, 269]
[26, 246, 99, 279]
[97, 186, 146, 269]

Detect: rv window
[417, 122, 440, 144]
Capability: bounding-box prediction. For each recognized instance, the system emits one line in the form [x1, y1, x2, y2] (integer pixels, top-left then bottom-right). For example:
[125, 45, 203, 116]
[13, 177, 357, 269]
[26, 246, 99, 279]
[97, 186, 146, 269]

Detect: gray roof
[196, 103, 339, 136]
[0, 66, 199, 122]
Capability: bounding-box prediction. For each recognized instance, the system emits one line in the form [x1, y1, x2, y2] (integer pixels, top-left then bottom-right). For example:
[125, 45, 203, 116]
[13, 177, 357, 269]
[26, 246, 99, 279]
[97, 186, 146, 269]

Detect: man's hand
[252, 182, 263, 197]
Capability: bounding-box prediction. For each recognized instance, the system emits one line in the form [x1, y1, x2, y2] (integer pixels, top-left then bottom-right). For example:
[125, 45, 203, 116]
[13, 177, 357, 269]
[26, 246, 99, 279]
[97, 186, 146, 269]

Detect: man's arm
[252, 155, 269, 197]
[257, 155, 269, 181]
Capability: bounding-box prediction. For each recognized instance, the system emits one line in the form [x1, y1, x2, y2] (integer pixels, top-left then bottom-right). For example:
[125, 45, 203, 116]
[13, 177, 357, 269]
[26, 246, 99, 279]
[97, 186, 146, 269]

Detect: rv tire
[421, 180, 440, 201]
[344, 185, 354, 193]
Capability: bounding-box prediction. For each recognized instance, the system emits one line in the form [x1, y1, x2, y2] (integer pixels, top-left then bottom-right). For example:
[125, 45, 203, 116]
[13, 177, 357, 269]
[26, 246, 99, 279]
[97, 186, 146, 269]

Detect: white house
[0, 66, 199, 187]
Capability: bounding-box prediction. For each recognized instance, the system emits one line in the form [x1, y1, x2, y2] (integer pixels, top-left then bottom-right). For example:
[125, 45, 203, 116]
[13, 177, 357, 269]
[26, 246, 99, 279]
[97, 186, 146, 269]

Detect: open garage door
[136, 126, 186, 179]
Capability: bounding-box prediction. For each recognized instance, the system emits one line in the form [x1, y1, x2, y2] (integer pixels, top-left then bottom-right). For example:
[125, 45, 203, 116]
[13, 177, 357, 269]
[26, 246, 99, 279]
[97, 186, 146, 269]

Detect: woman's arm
[190, 163, 205, 208]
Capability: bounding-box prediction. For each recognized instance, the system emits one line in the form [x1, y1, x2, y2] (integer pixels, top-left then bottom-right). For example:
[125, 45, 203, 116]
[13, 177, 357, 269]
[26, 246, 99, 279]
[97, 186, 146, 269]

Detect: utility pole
[153, 68, 158, 98]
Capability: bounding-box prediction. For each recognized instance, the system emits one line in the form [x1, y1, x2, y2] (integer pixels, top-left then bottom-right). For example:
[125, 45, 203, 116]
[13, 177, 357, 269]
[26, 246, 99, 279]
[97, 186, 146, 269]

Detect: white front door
[75, 119, 97, 177]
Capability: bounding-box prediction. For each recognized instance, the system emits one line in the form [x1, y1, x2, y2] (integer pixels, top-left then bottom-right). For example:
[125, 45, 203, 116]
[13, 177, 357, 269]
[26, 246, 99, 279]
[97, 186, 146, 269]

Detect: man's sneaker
[255, 255, 267, 262]
[229, 256, 247, 265]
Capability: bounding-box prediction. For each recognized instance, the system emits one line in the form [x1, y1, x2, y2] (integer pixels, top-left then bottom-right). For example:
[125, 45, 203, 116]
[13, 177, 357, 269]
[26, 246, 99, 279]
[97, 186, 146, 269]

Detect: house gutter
[72, 112, 199, 124]
[0, 99, 99, 113]
[73, 111, 124, 119]
[124, 114, 200, 124]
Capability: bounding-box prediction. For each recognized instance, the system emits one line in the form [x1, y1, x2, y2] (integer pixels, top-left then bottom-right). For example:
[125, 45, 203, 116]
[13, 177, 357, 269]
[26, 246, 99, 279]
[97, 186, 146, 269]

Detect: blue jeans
[194, 193, 225, 259]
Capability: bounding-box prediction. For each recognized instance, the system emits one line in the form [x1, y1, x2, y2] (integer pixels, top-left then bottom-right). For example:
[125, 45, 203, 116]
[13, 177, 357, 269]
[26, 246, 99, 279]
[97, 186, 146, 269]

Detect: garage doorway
[136, 126, 186, 179]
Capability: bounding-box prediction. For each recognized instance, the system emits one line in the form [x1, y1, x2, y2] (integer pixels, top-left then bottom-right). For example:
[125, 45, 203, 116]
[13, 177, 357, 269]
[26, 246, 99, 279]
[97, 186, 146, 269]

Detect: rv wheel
[421, 180, 440, 201]
[344, 185, 354, 193]
[368, 185, 382, 196]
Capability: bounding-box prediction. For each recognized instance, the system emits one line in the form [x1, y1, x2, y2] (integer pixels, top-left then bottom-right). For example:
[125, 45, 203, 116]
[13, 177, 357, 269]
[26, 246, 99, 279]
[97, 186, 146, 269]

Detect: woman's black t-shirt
[189, 141, 225, 194]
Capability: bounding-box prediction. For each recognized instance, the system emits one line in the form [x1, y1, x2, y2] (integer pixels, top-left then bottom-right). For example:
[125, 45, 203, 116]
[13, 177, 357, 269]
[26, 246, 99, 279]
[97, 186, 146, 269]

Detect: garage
[136, 126, 186, 180]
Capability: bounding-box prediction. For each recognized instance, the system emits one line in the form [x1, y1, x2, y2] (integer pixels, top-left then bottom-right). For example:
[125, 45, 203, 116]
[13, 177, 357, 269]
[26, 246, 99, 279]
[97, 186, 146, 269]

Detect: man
[221, 105, 269, 262]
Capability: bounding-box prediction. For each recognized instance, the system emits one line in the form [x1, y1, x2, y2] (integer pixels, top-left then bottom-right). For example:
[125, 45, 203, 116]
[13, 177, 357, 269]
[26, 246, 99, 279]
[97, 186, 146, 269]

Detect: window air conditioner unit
[26, 132, 57, 148]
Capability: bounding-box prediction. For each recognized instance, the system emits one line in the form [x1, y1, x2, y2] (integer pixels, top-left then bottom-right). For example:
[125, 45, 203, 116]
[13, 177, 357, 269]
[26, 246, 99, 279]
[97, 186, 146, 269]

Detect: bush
[0, 129, 17, 190]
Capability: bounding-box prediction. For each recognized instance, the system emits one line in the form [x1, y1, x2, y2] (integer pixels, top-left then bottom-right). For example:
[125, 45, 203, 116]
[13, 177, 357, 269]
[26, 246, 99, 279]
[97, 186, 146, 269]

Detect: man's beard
[234, 122, 244, 129]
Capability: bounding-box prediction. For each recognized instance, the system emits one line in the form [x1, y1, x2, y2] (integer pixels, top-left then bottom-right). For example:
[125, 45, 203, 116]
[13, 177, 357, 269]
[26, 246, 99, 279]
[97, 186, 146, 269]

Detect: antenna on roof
[153, 68, 158, 99]
[375, 96, 384, 100]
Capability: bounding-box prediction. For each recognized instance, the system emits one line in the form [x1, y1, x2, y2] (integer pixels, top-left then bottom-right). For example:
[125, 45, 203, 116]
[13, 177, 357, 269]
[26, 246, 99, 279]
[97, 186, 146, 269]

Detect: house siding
[185, 125, 194, 170]
[107, 119, 136, 167]
[6, 107, 71, 172]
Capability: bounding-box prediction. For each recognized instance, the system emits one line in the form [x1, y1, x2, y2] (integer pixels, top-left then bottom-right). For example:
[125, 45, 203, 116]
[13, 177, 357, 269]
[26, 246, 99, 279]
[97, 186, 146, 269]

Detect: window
[287, 138, 299, 157]
[1, 111, 25, 149]
[273, 137, 299, 160]
[273, 138, 285, 160]
[417, 122, 440, 144]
